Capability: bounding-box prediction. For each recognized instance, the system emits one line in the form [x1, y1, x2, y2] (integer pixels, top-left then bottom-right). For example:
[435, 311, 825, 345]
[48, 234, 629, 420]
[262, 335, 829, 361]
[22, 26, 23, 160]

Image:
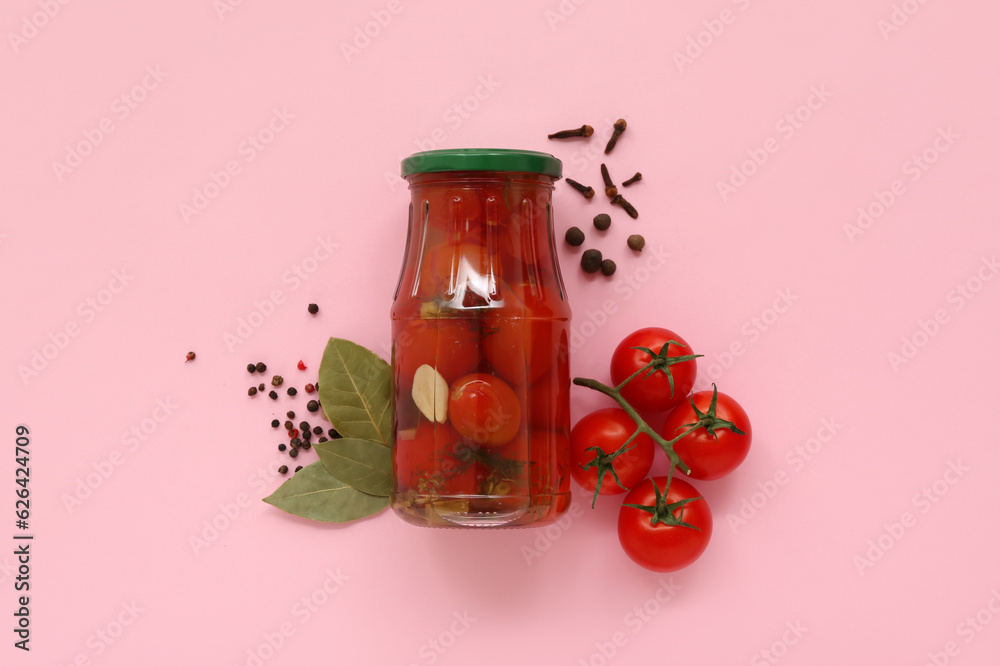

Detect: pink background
[3, 1, 1000, 664]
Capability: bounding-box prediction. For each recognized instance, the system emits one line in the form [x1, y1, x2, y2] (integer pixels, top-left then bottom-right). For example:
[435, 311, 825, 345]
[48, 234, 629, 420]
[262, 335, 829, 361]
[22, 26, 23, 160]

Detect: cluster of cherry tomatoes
[569, 326, 752, 572]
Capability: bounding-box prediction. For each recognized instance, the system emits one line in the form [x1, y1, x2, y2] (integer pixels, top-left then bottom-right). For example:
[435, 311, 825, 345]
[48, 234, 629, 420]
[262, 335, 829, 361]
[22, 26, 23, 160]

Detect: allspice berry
[627, 234, 645, 252]
[593, 214, 611, 231]
[600, 259, 617, 276]
[565, 226, 585, 247]
[581, 249, 603, 273]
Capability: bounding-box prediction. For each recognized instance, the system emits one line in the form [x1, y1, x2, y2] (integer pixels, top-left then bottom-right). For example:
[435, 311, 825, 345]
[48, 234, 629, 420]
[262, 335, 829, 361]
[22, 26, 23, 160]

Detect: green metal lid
[401, 149, 562, 179]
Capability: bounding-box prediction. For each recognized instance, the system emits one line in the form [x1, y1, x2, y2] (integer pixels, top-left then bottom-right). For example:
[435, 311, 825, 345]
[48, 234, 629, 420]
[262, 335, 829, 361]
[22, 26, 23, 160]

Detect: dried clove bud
[604, 119, 627, 154]
[611, 194, 638, 219]
[622, 172, 642, 187]
[565, 178, 595, 200]
[600, 163, 617, 198]
[548, 125, 594, 139]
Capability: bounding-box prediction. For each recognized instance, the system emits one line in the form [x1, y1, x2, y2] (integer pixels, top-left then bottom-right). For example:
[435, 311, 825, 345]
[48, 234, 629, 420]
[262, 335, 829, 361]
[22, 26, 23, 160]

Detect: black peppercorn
[581, 249, 603, 273]
[301, 441, 311, 450]
[299, 421, 310, 431]
[284, 420, 293, 430]
[286, 411, 295, 419]
[627, 234, 645, 252]
[255, 362, 266, 373]
[247, 363, 257, 374]
[279, 465, 288, 474]
[600, 259, 617, 276]
[287, 387, 297, 396]
[593, 214, 611, 231]
[565, 226, 585, 246]
[289, 448, 299, 459]
[307, 400, 319, 413]
[318, 436, 328, 443]
[248, 387, 257, 396]
[268, 390, 278, 400]
[302, 429, 312, 440]
[295, 466, 303, 472]
[312, 426, 322, 435]
[278, 443, 286, 451]
[271, 419, 280, 428]
[308, 303, 319, 314]
[329, 428, 341, 439]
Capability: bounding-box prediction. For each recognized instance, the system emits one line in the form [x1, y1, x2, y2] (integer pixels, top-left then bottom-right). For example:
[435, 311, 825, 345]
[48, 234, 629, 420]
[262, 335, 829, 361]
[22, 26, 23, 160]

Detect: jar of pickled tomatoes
[390, 149, 572, 528]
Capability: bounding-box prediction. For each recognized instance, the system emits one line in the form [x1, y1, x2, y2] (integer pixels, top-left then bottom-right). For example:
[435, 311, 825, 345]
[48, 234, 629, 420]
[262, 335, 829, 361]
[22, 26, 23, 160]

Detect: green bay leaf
[262, 461, 388, 523]
[318, 338, 393, 446]
[315, 437, 392, 497]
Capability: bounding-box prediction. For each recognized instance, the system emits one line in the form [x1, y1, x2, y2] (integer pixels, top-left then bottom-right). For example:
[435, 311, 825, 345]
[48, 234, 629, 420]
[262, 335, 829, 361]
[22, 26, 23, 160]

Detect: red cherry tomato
[528, 429, 570, 498]
[610, 327, 698, 413]
[569, 408, 655, 496]
[482, 286, 562, 386]
[448, 373, 522, 447]
[526, 366, 570, 430]
[665, 391, 752, 480]
[395, 422, 452, 491]
[492, 429, 570, 497]
[395, 318, 480, 384]
[437, 445, 486, 497]
[618, 476, 712, 573]
[419, 241, 483, 295]
[394, 422, 483, 495]
[498, 187, 547, 275]
[423, 187, 483, 236]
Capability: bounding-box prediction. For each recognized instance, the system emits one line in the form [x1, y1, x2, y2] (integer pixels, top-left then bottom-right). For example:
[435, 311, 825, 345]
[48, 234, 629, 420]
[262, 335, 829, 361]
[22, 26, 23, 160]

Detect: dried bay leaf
[318, 338, 393, 446]
[315, 437, 392, 497]
[263, 461, 388, 523]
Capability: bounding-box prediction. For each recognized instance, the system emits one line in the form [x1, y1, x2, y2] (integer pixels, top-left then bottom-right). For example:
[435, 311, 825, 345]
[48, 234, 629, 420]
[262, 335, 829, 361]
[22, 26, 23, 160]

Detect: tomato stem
[579, 441, 634, 508]
[574, 347, 708, 508]
[614, 363, 654, 392]
[627, 341, 702, 398]
[622, 466, 704, 529]
[578, 427, 648, 507]
[683, 384, 747, 439]
[572, 376, 699, 474]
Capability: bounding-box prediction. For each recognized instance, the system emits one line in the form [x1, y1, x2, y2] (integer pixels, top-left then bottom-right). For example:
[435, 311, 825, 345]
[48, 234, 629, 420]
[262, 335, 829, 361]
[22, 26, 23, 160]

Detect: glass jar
[390, 149, 572, 528]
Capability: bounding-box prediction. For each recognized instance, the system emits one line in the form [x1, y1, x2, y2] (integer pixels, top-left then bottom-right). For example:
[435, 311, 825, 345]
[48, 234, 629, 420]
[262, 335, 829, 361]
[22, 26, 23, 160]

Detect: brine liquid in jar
[390, 149, 572, 528]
